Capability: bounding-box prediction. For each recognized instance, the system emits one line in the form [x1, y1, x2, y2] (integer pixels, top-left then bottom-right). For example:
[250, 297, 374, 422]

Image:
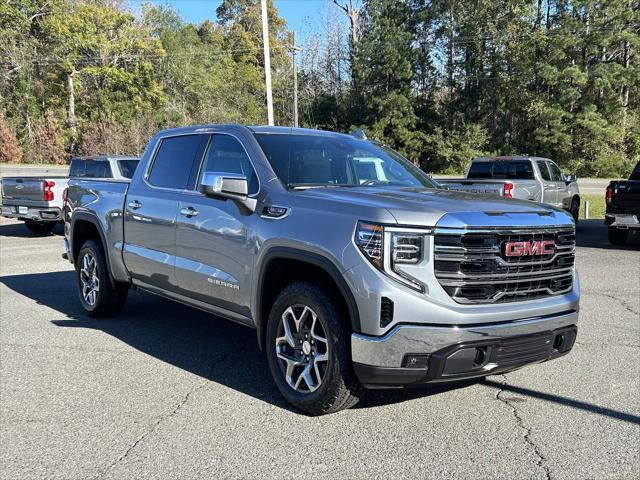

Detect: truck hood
[296, 186, 573, 228]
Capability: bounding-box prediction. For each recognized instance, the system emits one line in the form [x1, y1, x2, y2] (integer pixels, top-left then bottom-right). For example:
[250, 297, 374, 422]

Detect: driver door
[174, 134, 259, 318]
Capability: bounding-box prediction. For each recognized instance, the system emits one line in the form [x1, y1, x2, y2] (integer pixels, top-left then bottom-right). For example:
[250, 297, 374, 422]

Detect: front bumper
[605, 213, 640, 228]
[1, 205, 62, 222]
[352, 310, 578, 387]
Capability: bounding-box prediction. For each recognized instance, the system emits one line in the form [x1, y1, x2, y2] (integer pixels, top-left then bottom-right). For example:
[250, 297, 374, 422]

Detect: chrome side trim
[351, 310, 579, 368]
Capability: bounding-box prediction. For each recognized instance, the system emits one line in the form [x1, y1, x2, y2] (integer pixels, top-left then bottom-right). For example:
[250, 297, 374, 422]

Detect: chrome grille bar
[434, 226, 575, 304]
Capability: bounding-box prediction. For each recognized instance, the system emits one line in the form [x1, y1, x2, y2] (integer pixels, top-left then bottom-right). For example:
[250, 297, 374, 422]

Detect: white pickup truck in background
[436, 156, 581, 220]
[1, 156, 138, 234]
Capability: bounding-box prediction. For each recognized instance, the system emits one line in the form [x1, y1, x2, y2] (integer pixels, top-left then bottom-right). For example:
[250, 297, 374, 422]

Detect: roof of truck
[472, 155, 551, 162]
[154, 124, 365, 141]
[71, 155, 139, 161]
[248, 126, 357, 139]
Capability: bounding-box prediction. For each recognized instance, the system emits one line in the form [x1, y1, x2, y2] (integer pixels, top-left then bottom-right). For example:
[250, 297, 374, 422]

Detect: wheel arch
[70, 212, 116, 288]
[255, 247, 361, 351]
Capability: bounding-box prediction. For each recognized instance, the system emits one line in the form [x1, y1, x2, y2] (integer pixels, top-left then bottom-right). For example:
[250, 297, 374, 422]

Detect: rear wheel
[76, 240, 128, 317]
[24, 219, 56, 235]
[266, 281, 364, 415]
[608, 227, 629, 245]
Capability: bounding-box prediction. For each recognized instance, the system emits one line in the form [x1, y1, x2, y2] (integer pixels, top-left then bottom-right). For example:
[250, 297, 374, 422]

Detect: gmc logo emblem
[504, 240, 555, 257]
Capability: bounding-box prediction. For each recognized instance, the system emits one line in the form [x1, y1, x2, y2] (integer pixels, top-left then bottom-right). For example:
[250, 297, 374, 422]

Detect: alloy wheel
[275, 304, 329, 393]
[80, 253, 100, 306]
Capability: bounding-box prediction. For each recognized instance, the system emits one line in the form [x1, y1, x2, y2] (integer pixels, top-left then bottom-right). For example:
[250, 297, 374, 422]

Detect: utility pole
[261, 0, 274, 126]
[288, 32, 302, 128]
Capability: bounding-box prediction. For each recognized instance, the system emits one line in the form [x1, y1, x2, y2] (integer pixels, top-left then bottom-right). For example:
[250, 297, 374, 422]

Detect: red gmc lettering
[505, 240, 555, 257]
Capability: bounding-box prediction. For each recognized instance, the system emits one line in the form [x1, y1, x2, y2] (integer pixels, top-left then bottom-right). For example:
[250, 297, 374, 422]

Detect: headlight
[355, 221, 428, 292]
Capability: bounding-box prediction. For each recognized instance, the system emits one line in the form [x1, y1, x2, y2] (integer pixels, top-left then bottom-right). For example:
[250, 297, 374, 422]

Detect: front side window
[547, 162, 563, 181]
[536, 161, 551, 181]
[199, 135, 258, 195]
[254, 133, 437, 189]
[148, 135, 203, 189]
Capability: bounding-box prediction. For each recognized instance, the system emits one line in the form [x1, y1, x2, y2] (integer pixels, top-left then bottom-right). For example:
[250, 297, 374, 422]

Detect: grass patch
[581, 194, 606, 219]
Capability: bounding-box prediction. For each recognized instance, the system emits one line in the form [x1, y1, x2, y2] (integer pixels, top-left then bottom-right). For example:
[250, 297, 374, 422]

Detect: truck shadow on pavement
[1, 270, 469, 414]
[0, 222, 64, 237]
[3, 269, 640, 422]
[576, 220, 640, 250]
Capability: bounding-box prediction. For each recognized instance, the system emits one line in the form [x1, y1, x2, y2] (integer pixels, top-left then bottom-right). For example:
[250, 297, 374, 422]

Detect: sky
[127, 0, 334, 42]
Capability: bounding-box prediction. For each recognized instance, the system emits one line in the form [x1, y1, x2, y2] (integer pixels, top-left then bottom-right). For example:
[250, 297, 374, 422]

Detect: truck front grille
[434, 227, 575, 304]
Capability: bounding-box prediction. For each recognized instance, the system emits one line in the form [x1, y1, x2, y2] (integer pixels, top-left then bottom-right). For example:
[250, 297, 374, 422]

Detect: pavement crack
[495, 375, 552, 480]
[89, 340, 251, 480]
[587, 292, 639, 316]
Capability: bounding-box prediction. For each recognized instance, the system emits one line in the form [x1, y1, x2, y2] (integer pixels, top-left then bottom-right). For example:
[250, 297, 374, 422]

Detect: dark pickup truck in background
[605, 161, 640, 245]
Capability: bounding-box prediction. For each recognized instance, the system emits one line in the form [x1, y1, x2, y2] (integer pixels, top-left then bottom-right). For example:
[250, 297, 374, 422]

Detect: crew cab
[1, 156, 138, 234]
[605, 161, 640, 245]
[64, 125, 580, 415]
[437, 156, 581, 220]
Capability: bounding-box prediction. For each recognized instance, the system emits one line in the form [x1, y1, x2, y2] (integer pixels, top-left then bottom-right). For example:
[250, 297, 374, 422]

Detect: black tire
[76, 240, 128, 317]
[569, 197, 580, 222]
[266, 281, 364, 415]
[608, 226, 629, 245]
[24, 219, 56, 234]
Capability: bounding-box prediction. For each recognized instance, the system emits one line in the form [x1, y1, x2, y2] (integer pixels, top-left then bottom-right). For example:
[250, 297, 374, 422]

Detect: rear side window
[118, 159, 139, 179]
[199, 135, 258, 194]
[468, 160, 535, 180]
[69, 159, 86, 177]
[536, 161, 551, 181]
[148, 135, 202, 189]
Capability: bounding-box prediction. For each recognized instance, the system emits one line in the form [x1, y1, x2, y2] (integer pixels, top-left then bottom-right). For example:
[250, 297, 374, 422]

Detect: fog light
[402, 354, 429, 369]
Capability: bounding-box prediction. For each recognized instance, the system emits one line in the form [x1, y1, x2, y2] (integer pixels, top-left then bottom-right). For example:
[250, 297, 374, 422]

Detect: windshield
[117, 159, 139, 179]
[253, 133, 438, 189]
[630, 162, 640, 181]
[468, 160, 535, 180]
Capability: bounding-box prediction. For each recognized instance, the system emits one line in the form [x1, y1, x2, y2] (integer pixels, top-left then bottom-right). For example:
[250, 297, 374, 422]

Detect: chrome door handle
[180, 207, 198, 217]
[128, 200, 142, 210]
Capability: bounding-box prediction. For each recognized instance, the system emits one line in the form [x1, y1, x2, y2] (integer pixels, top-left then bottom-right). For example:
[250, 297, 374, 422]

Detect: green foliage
[0, 0, 293, 159]
[423, 124, 489, 174]
[0, 0, 637, 178]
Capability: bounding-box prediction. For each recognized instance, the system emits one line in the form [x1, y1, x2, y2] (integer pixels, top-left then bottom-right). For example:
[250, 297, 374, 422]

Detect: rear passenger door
[174, 134, 259, 318]
[535, 160, 557, 205]
[123, 134, 206, 292]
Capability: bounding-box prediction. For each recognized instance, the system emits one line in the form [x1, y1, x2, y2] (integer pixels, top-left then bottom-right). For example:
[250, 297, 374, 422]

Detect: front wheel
[76, 240, 128, 317]
[569, 197, 580, 222]
[24, 219, 56, 234]
[266, 281, 364, 415]
[608, 227, 629, 245]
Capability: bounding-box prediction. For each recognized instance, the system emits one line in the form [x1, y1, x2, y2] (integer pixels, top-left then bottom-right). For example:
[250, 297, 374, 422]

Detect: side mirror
[564, 174, 577, 184]
[199, 172, 257, 212]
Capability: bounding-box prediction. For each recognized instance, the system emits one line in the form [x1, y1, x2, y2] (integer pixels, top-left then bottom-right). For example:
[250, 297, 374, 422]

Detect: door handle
[180, 207, 198, 218]
[128, 200, 142, 210]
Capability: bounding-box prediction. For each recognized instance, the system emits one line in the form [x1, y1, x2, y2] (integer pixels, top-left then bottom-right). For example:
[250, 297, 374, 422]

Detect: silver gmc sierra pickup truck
[64, 125, 580, 415]
[437, 156, 581, 220]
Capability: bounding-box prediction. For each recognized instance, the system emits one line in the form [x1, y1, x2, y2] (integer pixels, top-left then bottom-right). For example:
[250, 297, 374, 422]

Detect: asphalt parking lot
[0, 217, 638, 479]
